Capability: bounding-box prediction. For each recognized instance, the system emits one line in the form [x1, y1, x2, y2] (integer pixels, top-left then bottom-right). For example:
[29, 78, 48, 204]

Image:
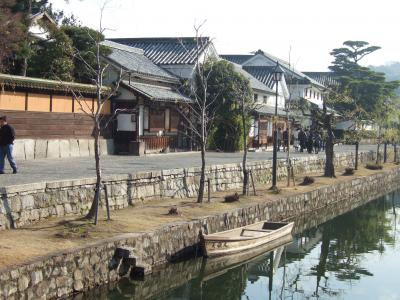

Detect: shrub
[300, 176, 315, 186]
[365, 163, 383, 170]
[343, 167, 355, 176]
[167, 207, 179, 215]
[224, 193, 240, 203]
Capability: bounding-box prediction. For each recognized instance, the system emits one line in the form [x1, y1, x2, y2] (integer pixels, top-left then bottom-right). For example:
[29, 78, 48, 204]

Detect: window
[263, 96, 268, 104]
[313, 91, 316, 98]
[254, 94, 258, 101]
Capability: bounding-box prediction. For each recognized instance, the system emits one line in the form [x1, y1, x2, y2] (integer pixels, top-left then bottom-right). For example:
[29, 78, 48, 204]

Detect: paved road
[0, 145, 376, 187]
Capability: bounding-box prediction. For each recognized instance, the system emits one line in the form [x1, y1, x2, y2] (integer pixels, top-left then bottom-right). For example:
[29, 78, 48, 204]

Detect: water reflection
[75, 190, 400, 300]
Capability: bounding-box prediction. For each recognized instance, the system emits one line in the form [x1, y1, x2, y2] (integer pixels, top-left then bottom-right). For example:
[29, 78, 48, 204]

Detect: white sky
[50, 0, 399, 71]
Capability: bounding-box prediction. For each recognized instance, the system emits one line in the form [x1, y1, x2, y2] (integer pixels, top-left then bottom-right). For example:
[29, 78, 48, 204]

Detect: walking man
[276, 128, 282, 151]
[282, 128, 289, 152]
[0, 116, 17, 174]
[298, 128, 306, 152]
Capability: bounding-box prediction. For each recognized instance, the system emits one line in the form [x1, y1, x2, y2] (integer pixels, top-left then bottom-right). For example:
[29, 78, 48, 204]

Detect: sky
[50, 0, 399, 71]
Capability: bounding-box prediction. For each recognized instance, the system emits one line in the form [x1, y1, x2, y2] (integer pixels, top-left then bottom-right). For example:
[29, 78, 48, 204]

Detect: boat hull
[201, 221, 294, 257]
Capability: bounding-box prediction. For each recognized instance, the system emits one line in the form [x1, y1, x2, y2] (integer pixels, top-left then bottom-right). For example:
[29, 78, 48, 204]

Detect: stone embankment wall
[0, 151, 374, 230]
[0, 163, 399, 299]
[12, 138, 114, 161]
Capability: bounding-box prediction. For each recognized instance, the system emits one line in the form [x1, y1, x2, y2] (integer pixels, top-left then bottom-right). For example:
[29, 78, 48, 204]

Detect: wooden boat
[200, 221, 294, 257]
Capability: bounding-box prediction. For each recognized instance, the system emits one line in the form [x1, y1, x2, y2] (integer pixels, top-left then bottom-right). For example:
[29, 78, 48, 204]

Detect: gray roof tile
[102, 40, 177, 82]
[122, 81, 192, 103]
[303, 72, 340, 88]
[229, 62, 274, 94]
[108, 37, 211, 65]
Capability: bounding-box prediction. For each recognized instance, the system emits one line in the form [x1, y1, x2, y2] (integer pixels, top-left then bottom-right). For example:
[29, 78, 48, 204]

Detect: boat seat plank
[241, 229, 271, 233]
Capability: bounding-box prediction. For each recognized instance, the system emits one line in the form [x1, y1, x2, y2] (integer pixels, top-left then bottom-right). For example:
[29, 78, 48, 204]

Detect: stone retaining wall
[0, 163, 399, 299]
[12, 138, 114, 161]
[0, 151, 375, 230]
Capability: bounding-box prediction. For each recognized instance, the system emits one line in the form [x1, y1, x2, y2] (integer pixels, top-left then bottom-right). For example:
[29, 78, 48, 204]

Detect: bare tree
[64, 2, 126, 224]
[177, 23, 219, 203]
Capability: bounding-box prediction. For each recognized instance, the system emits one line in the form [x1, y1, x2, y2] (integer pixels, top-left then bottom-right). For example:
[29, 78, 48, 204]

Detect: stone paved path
[0, 145, 376, 187]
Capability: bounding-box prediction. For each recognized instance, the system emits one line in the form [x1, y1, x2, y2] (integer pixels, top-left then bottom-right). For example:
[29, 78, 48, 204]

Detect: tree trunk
[354, 141, 359, 170]
[22, 58, 28, 77]
[324, 114, 335, 177]
[85, 123, 102, 223]
[394, 143, 398, 163]
[376, 142, 381, 164]
[197, 143, 206, 203]
[241, 109, 249, 195]
[383, 142, 387, 163]
[376, 126, 381, 164]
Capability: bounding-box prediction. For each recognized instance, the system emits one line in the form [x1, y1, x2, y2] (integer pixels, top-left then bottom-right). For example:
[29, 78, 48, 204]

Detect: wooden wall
[0, 90, 112, 139]
[0, 91, 111, 114]
[1, 110, 94, 139]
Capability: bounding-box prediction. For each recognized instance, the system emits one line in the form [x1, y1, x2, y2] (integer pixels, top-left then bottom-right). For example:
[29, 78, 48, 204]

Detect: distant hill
[369, 62, 400, 95]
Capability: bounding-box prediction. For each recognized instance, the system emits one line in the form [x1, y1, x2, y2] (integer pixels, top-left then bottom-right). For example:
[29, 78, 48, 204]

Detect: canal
[77, 190, 400, 300]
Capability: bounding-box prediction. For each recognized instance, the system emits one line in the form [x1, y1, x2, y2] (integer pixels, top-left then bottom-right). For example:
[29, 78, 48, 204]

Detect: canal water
[78, 190, 400, 300]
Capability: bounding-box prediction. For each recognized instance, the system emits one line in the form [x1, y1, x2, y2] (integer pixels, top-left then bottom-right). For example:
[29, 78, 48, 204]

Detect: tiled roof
[223, 50, 326, 88]
[122, 81, 192, 103]
[303, 72, 340, 88]
[253, 50, 326, 88]
[0, 73, 108, 95]
[242, 66, 277, 89]
[102, 41, 178, 83]
[108, 37, 211, 65]
[256, 105, 287, 117]
[230, 62, 274, 94]
[220, 55, 253, 65]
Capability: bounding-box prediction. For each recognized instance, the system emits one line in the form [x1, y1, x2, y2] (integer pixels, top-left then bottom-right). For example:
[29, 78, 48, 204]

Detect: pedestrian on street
[283, 129, 289, 152]
[314, 132, 322, 154]
[307, 129, 314, 154]
[299, 128, 307, 152]
[0, 116, 17, 174]
[276, 128, 282, 151]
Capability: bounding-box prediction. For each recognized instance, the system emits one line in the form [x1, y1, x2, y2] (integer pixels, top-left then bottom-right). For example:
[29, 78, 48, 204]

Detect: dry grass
[0, 163, 398, 269]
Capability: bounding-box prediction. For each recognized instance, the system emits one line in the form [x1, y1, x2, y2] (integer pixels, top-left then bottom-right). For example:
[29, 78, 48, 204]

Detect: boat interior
[208, 222, 288, 239]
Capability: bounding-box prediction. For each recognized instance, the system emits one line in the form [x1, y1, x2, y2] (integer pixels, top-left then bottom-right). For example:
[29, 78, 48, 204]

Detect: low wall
[0, 151, 375, 230]
[0, 163, 399, 299]
[12, 138, 114, 161]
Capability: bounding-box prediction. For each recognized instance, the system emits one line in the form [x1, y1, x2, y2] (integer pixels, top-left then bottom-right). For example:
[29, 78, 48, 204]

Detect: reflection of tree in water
[282, 192, 398, 299]
[318, 194, 394, 279]
[199, 265, 248, 300]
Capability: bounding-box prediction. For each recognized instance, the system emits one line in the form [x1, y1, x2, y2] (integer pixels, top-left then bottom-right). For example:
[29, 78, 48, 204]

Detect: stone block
[31, 270, 43, 285]
[59, 140, 70, 158]
[13, 140, 26, 160]
[24, 139, 35, 160]
[69, 139, 80, 158]
[47, 140, 60, 159]
[21, 195, 35, 210]
[17, 275, 30, 291]
[78, 139, 89, 157]
[34, 140, 48, 159]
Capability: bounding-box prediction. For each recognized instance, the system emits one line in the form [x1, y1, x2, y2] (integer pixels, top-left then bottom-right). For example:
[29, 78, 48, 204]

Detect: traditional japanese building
[222, 50, 328, 129]
[230, 62, 288, 148]
[102, 41, 192, 155]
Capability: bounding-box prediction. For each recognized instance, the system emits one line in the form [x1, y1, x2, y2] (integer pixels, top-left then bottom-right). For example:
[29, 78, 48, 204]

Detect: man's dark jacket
[0, 124, 16, 146]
